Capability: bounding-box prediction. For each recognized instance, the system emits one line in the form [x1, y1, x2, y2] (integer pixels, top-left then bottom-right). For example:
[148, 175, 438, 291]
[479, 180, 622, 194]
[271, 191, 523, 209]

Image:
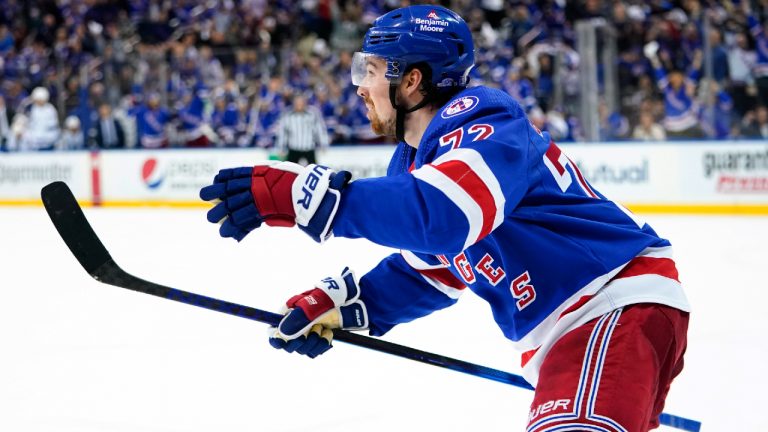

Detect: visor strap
[390, 82, 433, 143]
[390, 83, 405, 142]
[396, 106, 406, 143]
[388, 83, 398, 110]
[404, 95, 431, 114]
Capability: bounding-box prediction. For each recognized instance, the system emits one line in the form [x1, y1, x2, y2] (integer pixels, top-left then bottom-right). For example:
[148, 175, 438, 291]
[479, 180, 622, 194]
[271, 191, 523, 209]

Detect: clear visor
[351, 52, 395, 87]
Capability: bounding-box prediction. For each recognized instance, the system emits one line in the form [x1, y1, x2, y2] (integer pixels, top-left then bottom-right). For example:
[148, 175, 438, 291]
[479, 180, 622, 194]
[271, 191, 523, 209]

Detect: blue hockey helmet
[351, 5, 475, 91]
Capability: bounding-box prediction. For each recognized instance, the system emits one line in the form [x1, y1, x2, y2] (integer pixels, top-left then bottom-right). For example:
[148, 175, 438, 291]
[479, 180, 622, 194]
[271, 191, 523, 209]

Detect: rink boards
[0, 141, 766, 214]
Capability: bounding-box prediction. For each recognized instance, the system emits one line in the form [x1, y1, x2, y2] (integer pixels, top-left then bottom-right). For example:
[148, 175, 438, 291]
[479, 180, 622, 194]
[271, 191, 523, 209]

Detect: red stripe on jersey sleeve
[612, 256, 680, 283]
[431, 159, 497, 241]
[545, 142, 566, 175]
[417, 267, 466, 290]
[521, 347, 539, 368]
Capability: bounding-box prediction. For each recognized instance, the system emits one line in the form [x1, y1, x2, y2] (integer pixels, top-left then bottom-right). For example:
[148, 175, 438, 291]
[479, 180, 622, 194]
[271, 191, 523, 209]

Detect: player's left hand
[268, 267, 368, 358]
[199, 162, 351, 242]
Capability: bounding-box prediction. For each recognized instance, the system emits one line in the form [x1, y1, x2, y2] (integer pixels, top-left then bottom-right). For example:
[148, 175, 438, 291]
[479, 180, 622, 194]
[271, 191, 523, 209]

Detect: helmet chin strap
[389, 83, 431, 143]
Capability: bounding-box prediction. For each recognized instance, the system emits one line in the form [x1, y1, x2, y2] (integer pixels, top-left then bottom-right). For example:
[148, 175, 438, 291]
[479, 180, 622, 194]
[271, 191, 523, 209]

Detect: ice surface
[0, 207, 765, 431]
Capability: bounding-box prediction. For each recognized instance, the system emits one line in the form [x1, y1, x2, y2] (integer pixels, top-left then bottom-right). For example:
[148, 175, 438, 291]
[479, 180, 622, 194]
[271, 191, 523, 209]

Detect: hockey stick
[41, 181, 700, 432]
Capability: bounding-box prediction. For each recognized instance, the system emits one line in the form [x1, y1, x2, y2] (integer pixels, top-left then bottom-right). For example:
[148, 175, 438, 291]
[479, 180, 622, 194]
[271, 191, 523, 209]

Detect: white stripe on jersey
[418, 273, 464, 300]
[636, 246, 674, 260]
[400, 250, 448, 270]
[401, 251, 464, 299]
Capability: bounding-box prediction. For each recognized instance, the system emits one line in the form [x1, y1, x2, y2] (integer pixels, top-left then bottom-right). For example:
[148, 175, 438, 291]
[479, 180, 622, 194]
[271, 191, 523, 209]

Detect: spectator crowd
[1, 0, 767, 152]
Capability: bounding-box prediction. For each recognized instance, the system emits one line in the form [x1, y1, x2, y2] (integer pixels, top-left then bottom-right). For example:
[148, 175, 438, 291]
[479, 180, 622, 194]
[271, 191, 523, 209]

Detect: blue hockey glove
[269, 268, 368, 358]
[199, 162, 351, 242]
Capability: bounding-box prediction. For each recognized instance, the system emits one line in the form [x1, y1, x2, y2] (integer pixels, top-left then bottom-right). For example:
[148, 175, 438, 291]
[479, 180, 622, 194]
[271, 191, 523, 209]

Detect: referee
[275, 94, 329, 165]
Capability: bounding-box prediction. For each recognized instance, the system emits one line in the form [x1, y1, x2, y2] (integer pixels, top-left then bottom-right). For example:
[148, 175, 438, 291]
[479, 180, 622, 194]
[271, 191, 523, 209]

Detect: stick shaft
[92, 259, 533, 389]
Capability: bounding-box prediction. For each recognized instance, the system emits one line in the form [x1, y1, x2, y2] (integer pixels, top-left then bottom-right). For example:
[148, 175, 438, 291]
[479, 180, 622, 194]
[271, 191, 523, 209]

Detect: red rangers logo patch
[441, 96, 480, 119]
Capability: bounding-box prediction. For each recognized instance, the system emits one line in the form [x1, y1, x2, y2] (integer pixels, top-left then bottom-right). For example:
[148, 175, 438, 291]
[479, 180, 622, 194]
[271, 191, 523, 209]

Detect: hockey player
[200, 6, 689, 431]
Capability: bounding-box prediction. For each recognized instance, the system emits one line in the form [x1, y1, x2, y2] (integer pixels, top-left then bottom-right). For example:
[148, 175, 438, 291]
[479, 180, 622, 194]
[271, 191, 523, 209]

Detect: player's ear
[402, 67, 423, 97]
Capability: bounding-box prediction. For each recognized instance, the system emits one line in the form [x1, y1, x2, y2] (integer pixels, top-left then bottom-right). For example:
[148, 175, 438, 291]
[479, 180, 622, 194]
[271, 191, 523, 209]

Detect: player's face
[354, 56, 396, 137]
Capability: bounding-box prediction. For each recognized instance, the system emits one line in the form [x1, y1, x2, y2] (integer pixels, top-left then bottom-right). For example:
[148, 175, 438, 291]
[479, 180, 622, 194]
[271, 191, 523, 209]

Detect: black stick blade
[41, 181, 112, 276]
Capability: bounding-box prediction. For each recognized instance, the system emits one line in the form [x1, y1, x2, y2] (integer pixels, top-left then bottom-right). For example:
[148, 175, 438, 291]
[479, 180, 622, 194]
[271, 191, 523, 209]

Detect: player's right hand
[199, 162, 351, 242]
[268, 268, 368, 358]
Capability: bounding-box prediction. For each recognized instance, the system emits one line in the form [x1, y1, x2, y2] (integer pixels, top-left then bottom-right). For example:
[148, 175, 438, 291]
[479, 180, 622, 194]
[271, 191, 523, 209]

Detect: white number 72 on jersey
[542, 141, 645, 227]
[542, 141, 598, 198]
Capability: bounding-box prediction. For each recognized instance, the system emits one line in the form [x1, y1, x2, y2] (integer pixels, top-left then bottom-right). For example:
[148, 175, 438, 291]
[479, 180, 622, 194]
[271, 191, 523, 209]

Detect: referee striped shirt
[275, 108, 329, 152]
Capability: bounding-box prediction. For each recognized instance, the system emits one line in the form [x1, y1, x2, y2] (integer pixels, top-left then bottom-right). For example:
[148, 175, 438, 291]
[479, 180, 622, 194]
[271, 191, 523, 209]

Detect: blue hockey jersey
[136, 105, 170, 148]
[654, 67, 700, 133]
[332, 86, 690, 385]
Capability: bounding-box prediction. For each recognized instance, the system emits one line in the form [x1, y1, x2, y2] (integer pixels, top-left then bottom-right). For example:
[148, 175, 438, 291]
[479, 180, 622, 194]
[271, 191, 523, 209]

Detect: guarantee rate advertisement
[690, 144, 768, 199]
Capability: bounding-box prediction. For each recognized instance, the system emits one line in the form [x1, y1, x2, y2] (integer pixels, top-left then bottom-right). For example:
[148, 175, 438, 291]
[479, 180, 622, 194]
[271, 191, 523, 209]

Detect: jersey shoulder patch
[440, 95, 480, 119]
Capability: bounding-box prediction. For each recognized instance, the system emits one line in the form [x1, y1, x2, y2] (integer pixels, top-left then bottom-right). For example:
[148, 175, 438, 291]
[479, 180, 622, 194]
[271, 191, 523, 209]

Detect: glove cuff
[293, 165, 351, 243]
[339, 301, 369, 330]
[313, 267, 359, 306]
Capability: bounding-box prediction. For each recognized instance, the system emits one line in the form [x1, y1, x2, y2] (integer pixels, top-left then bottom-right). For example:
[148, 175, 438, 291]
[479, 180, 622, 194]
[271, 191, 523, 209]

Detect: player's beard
[365, 96, 396, 137]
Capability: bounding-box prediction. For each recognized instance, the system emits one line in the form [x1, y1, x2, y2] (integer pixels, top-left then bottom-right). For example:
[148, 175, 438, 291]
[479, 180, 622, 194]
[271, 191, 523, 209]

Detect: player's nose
[356, 86, 368, 98]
